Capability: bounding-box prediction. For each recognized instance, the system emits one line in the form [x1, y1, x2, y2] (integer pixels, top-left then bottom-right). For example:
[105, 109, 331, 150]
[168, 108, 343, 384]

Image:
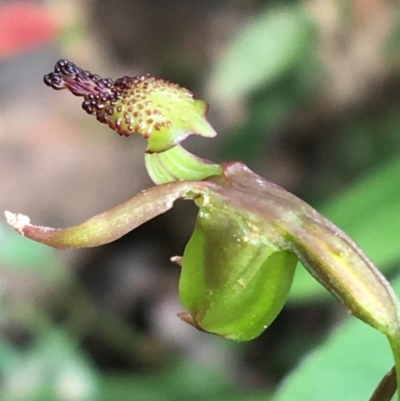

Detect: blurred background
[1, 0, 400, 400]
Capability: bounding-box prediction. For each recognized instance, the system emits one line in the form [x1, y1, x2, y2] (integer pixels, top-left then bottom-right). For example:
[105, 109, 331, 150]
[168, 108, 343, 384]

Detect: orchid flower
[5, 60, 400, 400]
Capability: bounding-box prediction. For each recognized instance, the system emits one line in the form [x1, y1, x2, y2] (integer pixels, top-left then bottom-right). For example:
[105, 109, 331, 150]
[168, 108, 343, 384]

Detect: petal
[5, 180, 211, 249]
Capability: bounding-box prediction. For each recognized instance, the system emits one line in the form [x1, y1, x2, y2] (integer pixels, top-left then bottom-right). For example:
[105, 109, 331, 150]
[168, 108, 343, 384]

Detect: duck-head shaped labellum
[43, 60, 216, 153]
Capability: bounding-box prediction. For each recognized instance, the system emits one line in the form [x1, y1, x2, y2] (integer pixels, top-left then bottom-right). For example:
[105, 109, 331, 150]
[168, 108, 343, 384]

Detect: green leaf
[273, 273, 400, 401]
[273, 319, 392, 401]
[208, 5, 313, 105]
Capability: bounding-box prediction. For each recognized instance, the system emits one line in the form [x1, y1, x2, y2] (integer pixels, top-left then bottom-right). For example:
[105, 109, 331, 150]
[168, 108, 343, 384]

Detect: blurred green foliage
[2, 0, 400, 400]
[208, 4, 314, 107]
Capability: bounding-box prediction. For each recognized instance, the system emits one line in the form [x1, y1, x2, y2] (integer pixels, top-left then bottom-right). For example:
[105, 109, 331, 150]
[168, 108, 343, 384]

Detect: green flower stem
[145, 145, 222, 184]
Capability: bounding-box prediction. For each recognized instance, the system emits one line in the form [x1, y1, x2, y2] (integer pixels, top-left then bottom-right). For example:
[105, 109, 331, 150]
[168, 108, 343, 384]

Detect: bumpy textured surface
[44, 60, 216, 152]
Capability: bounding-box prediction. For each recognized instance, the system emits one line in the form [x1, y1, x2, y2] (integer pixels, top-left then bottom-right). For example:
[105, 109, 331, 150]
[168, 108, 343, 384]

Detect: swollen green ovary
[180, 207, 298, 341]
